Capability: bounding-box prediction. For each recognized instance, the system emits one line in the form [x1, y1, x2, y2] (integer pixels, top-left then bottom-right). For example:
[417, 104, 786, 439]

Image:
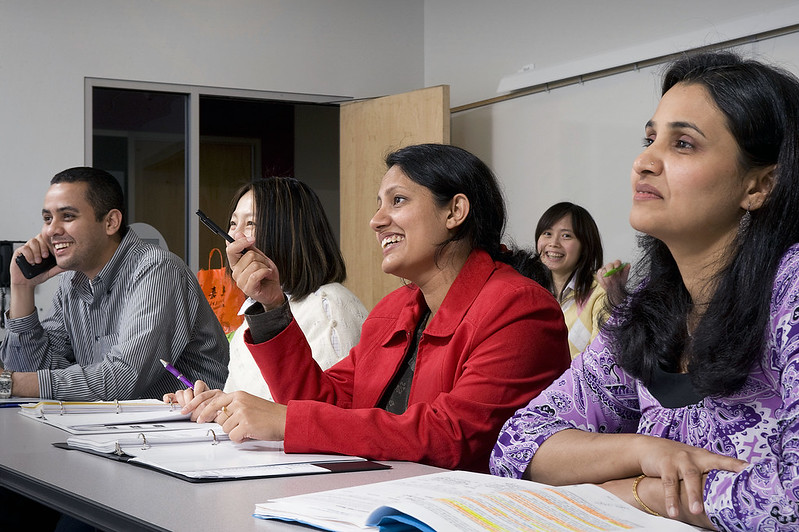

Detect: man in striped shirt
[0, 167, 229, 400]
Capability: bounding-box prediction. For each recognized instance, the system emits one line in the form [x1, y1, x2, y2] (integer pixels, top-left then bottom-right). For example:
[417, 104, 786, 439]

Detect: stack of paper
[20, 399, 178, 416]
[102, 439, 374, 481]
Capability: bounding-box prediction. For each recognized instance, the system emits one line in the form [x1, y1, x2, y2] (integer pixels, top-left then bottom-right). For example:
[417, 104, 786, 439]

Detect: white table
[0, 407, 444, 531]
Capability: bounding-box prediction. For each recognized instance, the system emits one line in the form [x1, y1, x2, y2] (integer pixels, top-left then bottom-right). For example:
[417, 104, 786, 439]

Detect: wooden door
[340, 86, 450, 310]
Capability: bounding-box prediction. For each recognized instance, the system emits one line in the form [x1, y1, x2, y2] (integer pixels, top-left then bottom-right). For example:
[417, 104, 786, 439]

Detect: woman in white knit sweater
[222, 177, 367, 399]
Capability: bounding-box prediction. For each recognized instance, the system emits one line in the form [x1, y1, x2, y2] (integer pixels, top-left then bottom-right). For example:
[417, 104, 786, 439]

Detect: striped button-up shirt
[1, 231, 229, 400]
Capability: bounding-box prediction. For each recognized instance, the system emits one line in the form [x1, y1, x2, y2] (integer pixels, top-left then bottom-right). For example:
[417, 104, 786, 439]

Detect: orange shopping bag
[197, 248, 247, 337]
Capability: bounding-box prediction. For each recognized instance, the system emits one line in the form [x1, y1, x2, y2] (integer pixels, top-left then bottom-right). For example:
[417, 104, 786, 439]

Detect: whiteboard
[452, 33, 799, 264]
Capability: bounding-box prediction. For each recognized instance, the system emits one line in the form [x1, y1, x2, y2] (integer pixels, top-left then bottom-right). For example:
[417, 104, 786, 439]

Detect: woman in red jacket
[169, 143, 570, 472]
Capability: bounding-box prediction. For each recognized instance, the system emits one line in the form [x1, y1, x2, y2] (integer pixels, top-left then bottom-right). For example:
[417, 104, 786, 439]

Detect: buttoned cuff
[36, 369, 51, 399]
[4, 309, 40, 334]
[244, 300, 293, 344]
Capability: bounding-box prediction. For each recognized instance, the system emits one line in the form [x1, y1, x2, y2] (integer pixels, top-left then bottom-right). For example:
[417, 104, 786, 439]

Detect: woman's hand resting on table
[164, 381, 287, 443]
[598, 436, 747, 528]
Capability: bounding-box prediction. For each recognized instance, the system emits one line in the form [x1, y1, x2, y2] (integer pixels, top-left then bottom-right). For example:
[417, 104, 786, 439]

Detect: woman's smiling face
[536, 214, 582, 279]
[369, 165, 453, 285]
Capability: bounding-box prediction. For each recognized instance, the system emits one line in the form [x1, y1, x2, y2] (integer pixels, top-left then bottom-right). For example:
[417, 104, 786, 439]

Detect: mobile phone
[15, 253, 58, 279]
[196, 210, 235, 243]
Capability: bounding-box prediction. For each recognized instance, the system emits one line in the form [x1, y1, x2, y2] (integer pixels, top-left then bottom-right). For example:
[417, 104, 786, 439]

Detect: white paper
[20, 399, 176, 416]
[124, 439, 366, 480]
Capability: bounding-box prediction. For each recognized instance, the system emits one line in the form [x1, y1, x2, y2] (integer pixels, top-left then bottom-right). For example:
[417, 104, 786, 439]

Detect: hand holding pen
[597, 260, 630, 305]
[226, 233, 287, 311]
[602, 262, 629, 278]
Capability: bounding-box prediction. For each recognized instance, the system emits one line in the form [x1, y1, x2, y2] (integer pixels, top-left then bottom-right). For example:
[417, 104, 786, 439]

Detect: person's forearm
[9, 283, 36, 320]
[11, 371, 40, 397]
[525, 429, 646, 485]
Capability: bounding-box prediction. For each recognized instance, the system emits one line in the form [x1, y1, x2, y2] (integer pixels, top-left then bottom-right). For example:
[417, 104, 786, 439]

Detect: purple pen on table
[159, 359, 195, 389]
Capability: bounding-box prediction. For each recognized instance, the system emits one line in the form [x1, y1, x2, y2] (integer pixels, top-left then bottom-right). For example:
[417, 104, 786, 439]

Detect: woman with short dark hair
[222, 177, 367, 400]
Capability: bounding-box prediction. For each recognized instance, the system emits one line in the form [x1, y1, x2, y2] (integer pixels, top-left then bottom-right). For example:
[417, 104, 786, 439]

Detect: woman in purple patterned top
[491, 51, 799, 531]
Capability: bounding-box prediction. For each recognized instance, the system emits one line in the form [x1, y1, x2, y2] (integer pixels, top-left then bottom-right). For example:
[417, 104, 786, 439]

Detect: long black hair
[534, 202, 603, 305]
[608, 51, 799, 397]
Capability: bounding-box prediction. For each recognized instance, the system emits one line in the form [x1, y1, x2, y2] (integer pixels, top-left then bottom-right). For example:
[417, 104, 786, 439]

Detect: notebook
[58, 432, 389, 483]
[254, 470, 697, 531]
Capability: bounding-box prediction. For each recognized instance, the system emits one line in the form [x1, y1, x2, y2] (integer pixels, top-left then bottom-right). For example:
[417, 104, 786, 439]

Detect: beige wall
[0, 0, 424, 312]
[3, 0, 799, 313]
[423, 1, 799, 261]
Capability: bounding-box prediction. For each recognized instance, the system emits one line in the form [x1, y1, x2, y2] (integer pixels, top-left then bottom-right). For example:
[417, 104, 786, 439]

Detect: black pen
[196, 209, 235, 243]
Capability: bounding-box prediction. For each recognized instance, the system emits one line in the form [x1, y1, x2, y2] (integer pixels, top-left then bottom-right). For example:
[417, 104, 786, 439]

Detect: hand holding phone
[15, 253, 57, 279]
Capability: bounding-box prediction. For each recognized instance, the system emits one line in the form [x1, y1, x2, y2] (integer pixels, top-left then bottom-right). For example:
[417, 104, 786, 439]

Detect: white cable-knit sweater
[223, 282, 368, 399]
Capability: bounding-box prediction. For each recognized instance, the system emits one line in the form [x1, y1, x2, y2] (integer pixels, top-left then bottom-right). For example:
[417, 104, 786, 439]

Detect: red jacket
[245, 249, 570, 472]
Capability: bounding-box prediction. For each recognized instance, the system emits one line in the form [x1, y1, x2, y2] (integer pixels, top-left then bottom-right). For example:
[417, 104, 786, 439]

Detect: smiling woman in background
[535, 202, 607, 357]
[168, 143, 570, 472]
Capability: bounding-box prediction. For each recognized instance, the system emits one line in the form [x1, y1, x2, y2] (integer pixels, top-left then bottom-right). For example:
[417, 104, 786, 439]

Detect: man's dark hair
[51, 167, 127, 237]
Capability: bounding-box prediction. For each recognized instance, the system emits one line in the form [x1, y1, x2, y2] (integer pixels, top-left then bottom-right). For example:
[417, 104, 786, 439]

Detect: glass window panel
[92, 88, 187, 259]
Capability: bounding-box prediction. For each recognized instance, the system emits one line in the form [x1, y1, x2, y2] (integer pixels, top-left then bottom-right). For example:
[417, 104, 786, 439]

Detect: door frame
[85, 77, 349, 272]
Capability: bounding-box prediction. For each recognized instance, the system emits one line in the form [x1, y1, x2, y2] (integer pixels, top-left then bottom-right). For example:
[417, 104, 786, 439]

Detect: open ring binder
[58, 427, 387, 483]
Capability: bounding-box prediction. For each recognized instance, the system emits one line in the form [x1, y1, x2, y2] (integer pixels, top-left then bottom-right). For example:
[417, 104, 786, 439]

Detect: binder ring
[58, 401, 65, 416]
[138, 433, 150, 450]
[114, 442, 124, 456]
[207, 429, 219, 445]
[115, 399, 121, 414]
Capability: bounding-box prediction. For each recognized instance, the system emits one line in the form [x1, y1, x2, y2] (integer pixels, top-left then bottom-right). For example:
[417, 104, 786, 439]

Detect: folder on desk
[56, 431, 390, 483]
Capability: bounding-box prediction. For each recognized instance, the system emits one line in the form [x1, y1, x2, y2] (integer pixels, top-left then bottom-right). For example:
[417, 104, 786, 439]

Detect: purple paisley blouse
[491, 244, 799, 531]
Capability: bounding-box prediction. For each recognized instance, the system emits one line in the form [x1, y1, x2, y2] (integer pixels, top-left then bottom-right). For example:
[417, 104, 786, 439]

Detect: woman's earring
[739, 203, 752, 235]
